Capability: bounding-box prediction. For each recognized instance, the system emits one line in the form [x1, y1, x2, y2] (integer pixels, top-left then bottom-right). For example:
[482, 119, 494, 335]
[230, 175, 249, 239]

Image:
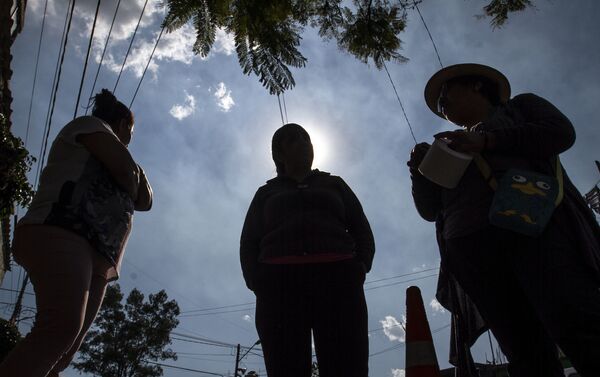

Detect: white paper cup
[418, 138, 473, 189]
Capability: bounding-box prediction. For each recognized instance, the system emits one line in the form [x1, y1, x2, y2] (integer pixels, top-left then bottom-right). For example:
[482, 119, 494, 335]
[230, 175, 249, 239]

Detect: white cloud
[391, 369, 405, 377]
[242, 314, 252, 322]
[214, 82, 235, 112]
[380, 315, 406, 343]
[213, 28, 236, 55]
[429, 298, 446, 313]
[412, 263, 428, 272]
[83, 10, 234, 81]
[100, 24, 199, 80]
[169, 92, 196, 120]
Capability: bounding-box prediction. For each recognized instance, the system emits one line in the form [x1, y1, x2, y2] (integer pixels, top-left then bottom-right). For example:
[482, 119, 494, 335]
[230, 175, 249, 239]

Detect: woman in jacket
[240, 123, 375, 377]
[408, 63, 600, 377]
[0, 89, 152, 377]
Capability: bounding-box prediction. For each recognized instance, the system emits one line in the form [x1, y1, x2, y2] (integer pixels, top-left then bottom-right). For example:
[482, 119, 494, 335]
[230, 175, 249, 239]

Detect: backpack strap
[553, 157, 564, 206]
[472, 154, 498, 190]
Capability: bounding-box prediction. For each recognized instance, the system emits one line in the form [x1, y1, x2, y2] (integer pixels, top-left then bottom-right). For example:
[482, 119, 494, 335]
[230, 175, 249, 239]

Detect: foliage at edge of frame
[0, 112, 35, 218]
[0, 317, 22, 362]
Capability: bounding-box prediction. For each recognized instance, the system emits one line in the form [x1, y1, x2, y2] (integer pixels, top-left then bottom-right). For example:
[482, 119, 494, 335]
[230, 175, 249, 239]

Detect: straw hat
[424, 63, 511, 118]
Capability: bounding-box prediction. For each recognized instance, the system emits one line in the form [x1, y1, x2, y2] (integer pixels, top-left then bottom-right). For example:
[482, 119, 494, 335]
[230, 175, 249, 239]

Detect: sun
[303, 125, 331, 170]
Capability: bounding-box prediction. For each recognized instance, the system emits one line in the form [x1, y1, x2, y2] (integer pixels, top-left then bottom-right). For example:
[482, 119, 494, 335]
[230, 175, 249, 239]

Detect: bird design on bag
[493, 172, 558, 226]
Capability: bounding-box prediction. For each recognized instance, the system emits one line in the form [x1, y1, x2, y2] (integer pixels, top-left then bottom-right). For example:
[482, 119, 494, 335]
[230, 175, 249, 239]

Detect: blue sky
[2, 0, 600, 376]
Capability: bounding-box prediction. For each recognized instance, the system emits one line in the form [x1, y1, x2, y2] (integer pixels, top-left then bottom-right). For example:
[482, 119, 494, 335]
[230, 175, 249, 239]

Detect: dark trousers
[444, 219, 600, 377]
[254, 259, 369, 377]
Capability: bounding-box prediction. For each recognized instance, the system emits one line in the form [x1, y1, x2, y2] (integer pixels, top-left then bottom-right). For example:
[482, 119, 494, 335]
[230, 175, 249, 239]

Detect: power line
[364, 273, 438, 291]
[171, 336, 264, 359]
[172, 337, 235, 349]
[365, 267, 439, 285]
[123, 258, 254, 334]
[74, 0, 102, 119]
[124, 259, 206, 311]
[369, 323, 403, 334]
[24, 0, 49, 147]
[175, 352, 234, 357]
[36, 0, 77, 188]
[113, 0, 149, 93]
[86, 0, 122, 115]
[172, 332, 263, 353]
[180, 267, 440, 314]
[369, 323, 450, 357]
[276, 94, 285, 125]
[142, 360, 225, 376]
[172, 332, 240, 348]
[181, 302, 255, 314]
[281, 92, 289, 123]
[413, 1, 443, 68]
[129, 25, 165, 109]
[180, 307, 255, 318]
[34, 0, 75, 189]
[0, 287, 35, 296]
[179, 273, 439, 318]
[0, 301, 36, 310]
[382, 60, 417, 145]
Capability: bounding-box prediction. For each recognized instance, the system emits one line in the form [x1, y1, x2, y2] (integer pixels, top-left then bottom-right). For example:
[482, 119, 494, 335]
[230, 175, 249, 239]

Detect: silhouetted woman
[409, 63, 600, 376]
[0, 89, 152, 377]
[240, 123, 375, 377]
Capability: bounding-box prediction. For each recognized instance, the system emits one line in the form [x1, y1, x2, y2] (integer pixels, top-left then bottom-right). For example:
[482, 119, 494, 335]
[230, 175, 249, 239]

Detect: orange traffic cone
[405, 286, 441, 377]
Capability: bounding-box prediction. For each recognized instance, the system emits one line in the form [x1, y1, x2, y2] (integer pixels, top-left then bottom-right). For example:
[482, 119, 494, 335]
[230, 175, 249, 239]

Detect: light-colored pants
[0, 225, 111, 377]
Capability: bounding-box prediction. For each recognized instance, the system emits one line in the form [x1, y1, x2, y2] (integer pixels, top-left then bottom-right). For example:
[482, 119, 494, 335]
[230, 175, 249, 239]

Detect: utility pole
[234, 344, 241, 377]
[9, 272, 29, 325]
[234, 340, 261, 377]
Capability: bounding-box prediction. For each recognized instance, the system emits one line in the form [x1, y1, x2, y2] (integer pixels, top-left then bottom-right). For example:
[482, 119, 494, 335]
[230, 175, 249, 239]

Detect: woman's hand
[434, 131, 493, 154]
[407, 142, 431, 170]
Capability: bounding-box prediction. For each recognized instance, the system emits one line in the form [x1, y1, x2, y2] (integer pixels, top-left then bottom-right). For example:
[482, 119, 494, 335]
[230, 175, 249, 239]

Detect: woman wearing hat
[408, 63, 600, 376]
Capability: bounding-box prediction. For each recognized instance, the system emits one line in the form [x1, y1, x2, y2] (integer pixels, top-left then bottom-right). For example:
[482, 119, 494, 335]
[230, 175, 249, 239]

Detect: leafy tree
[0, 318, 22, 362]
[73, 284, 180, 377]
[162, 0, 415, 95]
[0, 112, 35, 218]
[482, 0, 534, 27]
[161, 0, 537, 95]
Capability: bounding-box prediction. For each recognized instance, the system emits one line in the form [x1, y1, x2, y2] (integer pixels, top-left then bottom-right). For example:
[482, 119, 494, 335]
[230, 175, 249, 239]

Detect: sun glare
[304, 125, 331, 170]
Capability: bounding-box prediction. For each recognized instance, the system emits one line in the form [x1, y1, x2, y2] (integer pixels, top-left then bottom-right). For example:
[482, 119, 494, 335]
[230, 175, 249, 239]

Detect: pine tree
[73, 284, 180, 377]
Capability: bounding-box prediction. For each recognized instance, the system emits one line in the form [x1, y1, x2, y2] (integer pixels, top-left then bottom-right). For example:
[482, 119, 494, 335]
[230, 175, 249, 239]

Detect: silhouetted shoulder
[510, 92, 550, 106]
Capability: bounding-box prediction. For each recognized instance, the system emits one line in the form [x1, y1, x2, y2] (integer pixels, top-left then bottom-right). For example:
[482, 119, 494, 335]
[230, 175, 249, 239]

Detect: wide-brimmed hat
[424, 63, 511, 118]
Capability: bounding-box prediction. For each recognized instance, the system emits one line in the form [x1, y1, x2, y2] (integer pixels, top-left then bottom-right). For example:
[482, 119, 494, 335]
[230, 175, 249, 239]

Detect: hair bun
[94, 89, 117, 108]
[90, 88, 132, 127]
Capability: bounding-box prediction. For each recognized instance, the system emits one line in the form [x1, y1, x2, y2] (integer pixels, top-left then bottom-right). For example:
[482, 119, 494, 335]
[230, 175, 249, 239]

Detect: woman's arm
[484, 93, 576, 158]
[410, 170, 443, 222]
[339, 178, 375, 272]
[77, 132, 140, 200]
[134, 165, 153, 211]
[407, 143, 442, 222]
[240, 191, 263, 291]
